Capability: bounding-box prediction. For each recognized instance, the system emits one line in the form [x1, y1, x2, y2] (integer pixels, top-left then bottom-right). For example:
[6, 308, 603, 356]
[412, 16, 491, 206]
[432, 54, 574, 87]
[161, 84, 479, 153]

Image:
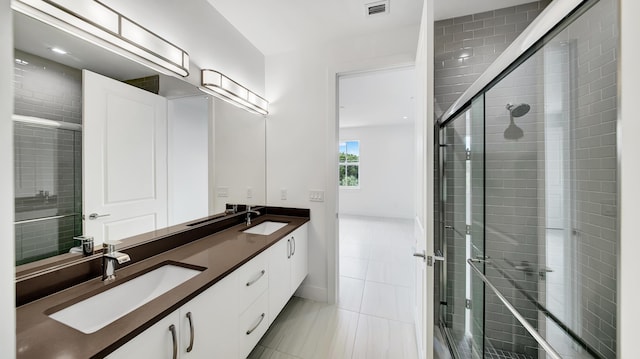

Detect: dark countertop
[16, 214, 310, 358]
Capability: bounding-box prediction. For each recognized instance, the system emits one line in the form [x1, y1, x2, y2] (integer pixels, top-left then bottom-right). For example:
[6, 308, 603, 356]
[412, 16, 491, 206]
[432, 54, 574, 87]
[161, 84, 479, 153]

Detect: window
[339, 140, 359, 187]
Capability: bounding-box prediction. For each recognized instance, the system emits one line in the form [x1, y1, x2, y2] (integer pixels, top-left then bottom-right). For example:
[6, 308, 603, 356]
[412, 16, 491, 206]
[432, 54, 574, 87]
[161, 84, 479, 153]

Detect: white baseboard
[294, 284, 327, 302]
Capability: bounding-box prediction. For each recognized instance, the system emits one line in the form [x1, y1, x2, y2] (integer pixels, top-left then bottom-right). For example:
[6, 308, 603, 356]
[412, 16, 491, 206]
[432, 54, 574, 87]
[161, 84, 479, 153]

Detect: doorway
[337, 66, 419, 357]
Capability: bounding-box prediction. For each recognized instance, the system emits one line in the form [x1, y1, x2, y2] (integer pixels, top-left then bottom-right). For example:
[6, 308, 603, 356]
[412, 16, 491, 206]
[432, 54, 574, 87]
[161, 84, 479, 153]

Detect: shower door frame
[436, 98, 485, 359]
[434, 1, 605, 359]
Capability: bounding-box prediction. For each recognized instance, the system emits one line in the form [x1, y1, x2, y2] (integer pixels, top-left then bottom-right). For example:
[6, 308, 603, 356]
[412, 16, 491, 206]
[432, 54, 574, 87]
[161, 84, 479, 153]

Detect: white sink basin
[48, 264, 202, 333]
[243, 221, 288, 235]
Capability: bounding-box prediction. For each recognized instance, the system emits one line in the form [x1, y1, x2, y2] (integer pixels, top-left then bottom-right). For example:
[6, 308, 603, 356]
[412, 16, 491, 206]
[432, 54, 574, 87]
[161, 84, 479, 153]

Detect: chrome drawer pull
[246, 270, 266, 286]
[291, 236, 296, 256]
[186, 312, 195, 352]
[169, 324, 177, 359]
[246, 313, 265, 335]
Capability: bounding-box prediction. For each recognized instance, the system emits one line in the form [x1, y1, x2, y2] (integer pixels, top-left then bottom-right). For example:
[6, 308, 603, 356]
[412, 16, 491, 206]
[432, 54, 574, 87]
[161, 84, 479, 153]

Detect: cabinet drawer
[238, 291, 269, 359]
[236, 250, 269, 312]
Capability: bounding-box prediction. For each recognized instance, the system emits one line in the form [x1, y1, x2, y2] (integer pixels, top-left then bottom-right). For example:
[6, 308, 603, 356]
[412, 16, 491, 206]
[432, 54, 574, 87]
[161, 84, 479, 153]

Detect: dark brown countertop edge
[16, 206, 308, 306]
[16, 211, 310, 359]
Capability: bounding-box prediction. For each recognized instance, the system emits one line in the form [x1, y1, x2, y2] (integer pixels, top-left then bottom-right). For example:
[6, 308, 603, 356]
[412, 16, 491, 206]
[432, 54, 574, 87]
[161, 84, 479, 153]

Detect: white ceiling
[339, 67, 415, 128]
[207, 0, 539, 55]
[206, 0, 424, 56]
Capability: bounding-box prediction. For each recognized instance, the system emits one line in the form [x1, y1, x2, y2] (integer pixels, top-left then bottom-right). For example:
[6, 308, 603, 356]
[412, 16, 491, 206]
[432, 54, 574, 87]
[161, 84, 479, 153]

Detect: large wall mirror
[13, 10, 266, 268]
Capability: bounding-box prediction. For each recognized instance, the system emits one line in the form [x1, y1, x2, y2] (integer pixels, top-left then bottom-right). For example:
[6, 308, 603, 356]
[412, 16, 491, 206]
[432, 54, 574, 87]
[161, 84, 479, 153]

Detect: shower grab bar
[14, 213, 80, 225]
[467, 258, 563, 359]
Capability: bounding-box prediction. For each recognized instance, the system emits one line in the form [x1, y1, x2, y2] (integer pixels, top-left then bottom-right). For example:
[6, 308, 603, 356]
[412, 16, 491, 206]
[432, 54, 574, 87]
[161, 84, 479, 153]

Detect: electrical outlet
[217, 186, 229, 197]
[281, 188, 287, 200]
[309, 190, 324, 202]
[247, 187, 253, 199]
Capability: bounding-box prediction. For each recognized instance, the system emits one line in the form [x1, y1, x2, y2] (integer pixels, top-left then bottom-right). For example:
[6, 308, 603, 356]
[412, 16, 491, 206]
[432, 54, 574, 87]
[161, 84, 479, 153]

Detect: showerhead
[506, 103, 530, 118]
[504, 103, 529, 140]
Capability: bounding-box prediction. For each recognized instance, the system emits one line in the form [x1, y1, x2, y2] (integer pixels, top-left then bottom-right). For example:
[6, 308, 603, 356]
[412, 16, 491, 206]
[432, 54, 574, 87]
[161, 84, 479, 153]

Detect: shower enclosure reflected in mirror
[13, 10, 266, 267]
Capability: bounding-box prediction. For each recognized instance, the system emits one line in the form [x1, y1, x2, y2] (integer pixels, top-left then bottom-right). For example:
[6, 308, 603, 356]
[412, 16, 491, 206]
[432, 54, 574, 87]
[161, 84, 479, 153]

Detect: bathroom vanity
[15, 208, 309, 358]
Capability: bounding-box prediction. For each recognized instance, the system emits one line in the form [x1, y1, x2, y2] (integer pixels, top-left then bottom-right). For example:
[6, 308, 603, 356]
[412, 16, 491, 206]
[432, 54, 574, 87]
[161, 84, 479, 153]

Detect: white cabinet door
[267, 236, 291, 325]
[290, 224, 308, 292]
[180, 273, 238, 359]
[106, 311, 180, 359]
[83, 69, 168, 245]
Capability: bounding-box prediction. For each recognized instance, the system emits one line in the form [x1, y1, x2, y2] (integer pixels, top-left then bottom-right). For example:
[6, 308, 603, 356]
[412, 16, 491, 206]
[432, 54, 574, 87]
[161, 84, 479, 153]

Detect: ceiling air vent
[365, 0, 389, 16]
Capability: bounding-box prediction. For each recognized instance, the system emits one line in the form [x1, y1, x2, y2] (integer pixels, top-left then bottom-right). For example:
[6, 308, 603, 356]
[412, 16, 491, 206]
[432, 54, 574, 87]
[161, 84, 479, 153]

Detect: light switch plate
[247, 187, 253, 199]
[281, 188, 287, 200]
[217, 186, 229, 197]
[309, 190, 324, 202]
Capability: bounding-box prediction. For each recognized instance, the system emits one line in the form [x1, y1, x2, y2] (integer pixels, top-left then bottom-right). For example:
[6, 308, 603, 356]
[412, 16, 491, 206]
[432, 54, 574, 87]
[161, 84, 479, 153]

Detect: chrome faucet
[102, 240, 131, 282]
[246, 206, 261, 226]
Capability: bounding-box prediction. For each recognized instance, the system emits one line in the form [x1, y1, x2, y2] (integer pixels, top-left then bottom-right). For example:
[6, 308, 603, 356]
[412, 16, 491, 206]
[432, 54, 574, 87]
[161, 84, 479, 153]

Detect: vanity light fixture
[12, 0, 190, 77]
[200, 69, 269, 116]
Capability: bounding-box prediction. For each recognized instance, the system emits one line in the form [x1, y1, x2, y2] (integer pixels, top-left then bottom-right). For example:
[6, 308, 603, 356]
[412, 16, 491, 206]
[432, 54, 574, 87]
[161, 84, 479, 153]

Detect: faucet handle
[103, 240, 122, 252]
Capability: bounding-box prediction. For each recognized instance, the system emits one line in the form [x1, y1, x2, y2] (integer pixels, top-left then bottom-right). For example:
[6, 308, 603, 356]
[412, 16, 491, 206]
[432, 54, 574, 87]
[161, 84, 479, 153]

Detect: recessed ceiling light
[402, 116, 408, 120]
[50, 47, 67, 55]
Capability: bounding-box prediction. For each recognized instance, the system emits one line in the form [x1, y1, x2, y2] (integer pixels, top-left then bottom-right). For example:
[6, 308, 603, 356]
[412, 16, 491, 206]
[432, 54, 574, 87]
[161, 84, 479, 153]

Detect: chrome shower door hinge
[465, 148, 471, 160]
[465, 299, 472, 309]
[427, 256, 433, 266]
[466, 225, 471, 235]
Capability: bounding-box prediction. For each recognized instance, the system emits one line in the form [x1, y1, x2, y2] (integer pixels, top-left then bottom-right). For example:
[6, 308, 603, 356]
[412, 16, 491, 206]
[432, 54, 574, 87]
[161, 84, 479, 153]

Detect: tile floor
[249, 215, 419, 359]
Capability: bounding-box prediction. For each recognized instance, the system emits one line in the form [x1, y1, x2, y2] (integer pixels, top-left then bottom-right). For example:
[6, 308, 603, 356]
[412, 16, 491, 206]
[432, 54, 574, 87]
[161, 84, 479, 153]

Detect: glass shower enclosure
[435, 0, 618, 358]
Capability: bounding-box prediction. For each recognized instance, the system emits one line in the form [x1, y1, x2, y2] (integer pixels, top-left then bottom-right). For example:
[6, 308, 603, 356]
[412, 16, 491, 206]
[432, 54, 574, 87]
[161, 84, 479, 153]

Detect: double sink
[47, 221, 288, 333]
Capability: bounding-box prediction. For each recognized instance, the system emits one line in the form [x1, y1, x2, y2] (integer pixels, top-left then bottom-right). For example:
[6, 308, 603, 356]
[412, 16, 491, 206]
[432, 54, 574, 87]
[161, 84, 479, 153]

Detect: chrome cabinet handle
[246, 313, 265, 335]
[287, 239, 291, 259]
[291, 236, 296, 256]
[186, 312, 195, 353]
[87, 213, 110, 220]
[169, 324, 177, 359]
[246, 270, 266, 287]
[413, 252, 426, 259]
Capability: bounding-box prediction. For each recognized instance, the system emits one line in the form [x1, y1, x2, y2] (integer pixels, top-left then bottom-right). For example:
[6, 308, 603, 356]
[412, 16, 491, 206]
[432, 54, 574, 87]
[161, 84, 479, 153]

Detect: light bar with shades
[12, 0, 190, 77]
[200, 69, 269, 116]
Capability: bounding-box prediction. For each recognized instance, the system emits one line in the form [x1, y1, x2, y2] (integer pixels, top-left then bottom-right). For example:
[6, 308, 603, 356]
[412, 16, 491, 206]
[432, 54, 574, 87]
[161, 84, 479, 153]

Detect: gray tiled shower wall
[13, 50, 82, 264]
[434, 1, 551, 119]
[437, 0, 618, 358]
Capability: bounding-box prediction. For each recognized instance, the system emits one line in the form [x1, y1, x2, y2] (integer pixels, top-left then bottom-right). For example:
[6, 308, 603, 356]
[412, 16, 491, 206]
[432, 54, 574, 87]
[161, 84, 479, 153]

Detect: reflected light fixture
[200, 69, 269, 116]
[50, 47, 67, 55]
[12, 0, 190, 77]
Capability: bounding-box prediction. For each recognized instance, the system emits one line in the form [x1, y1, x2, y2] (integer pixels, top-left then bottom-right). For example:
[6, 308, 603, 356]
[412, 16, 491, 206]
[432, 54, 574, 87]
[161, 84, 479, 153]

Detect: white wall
[168, 96, 210, 225]
[213, 99, 266, 214]
[265, 24, 420, 302]
[619, 0, 640, 356]
[339, 125, 415, 219]
[102, 0, 265, 94]
[1, 0, 15, 356]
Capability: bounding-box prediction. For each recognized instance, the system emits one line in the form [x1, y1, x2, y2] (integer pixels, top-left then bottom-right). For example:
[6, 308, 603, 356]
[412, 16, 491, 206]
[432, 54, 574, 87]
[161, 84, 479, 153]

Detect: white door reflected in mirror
[83, 70, 168, 246]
